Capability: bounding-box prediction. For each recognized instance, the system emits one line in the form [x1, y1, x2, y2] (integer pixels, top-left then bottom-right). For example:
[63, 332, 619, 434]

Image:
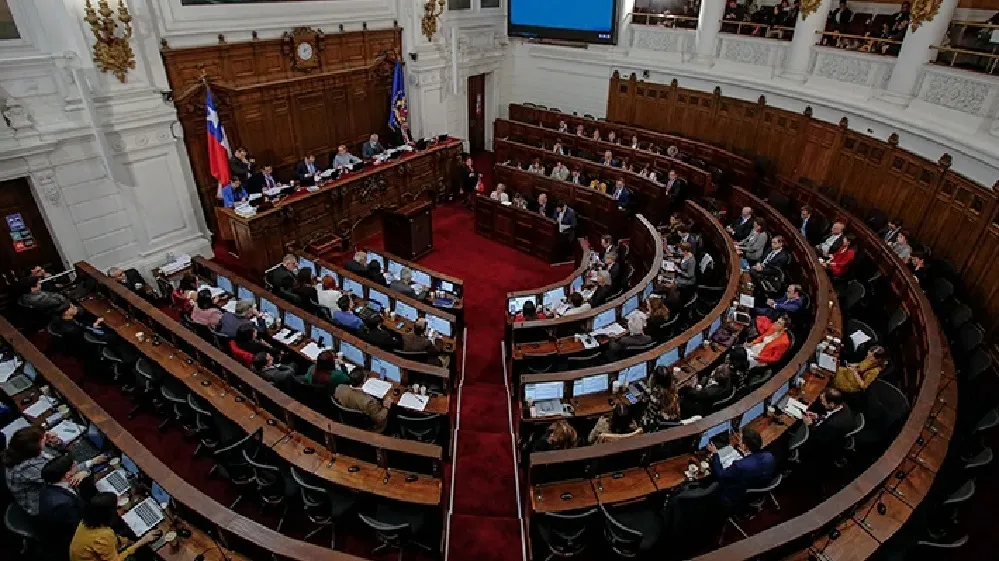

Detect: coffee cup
[164, 530, 179, 552]
[136, 332, 145, 342]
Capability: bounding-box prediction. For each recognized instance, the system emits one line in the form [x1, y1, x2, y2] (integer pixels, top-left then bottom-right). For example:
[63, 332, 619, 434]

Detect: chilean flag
[205, 88, 231, 188]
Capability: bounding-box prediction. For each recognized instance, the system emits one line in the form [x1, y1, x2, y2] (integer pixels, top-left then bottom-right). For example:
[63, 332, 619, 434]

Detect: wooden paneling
[163, 28, 402, 235]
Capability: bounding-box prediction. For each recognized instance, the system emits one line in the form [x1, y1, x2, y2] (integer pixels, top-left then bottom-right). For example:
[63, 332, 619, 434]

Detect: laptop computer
[122, 497, 164, 537]
[1, 360, 35, 397]
[69, 423, 107, 463]
[95, 468, 132, 496]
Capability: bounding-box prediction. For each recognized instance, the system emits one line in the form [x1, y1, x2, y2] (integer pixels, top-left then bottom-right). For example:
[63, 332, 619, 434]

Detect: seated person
[599, 150, 616, 167]
[390, 268, 420, 299]
[365, 259, 388, 286]
[575, 124, 586, 137]
[736, 219, 769, 266]
[514, 300, 547, 322]
[171, 273, 197, 314]
[38, 454, 92, 561]
[550, 162, 570, 181]
[568, 169, 585, 185]
[743, 314, 791, 369]
[726, 207, 755, 241]
[334, 367, 391, 433]
[489, 183, 510, 203]
[294, 154, 319, 182]
[673, 223, 699, 255]
[511, 192, 529, 209]
[752, 235, 791, 274]
[293, 267, 318, 304]
[362, 133, 385, 158]
[301, 350, 350, 389]
[681, 362, 734, 416]
[588, 270, 614, 308]
[251, 351, 295, 387]
[360, 314, 401, 351]
[645, 297, 671, 337]
[832, 345, 887, 394]
[591, 129, 602, 142]
[218, 300, 267, 338]
[826, 0, 853, 32]
[49, 303, 112, 346]
[588, 178, 608, 194]
[707, 427, 776, 511]
[229, 323, 272, 367]
[534, 192, 553, 218]
[798, 205, 823, 246]
[69, 492, 163, 561]
[823, 234, 855, 278]
[641, 365, 682, 431]
[816, 221, 846, 257]
[754, 283, 803, 320]
[19, 275, 68, 316]
[803, 388, 856, 450]
[220, 177, 248, 208]
[531, 419, 578, 452]
[561, 292, 591, 316]
[107, 266, 150, 296]
[316, 275, 342, 312]
[589, 403, 643, 444]
[607, 131, 620, 144]
[332, 295, 363, 330]
[909, 249, 930, 285]
[557, 120, 569, 133]
[402, 318, 449, 368]
[345, 251, 368, 277]
[610, 179, 633, 208]
[892, 230, 912, 262]
[666, 144, 681, 158]
[27, 265, 69, 292]
[332, 144, 362, 168]
[527, 159, 545, 174]
[604, 315, 654, 361]
[269, 254, 298, 290]
[674, 242, 697, 288]
[191, 289, 224, 330]
[723, 0, 746, 22]
[628, 135, 641, 149]
[880, 217, 903, 243]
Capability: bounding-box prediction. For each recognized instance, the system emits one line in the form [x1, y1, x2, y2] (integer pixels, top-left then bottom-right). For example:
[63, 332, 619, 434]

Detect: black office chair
[928, 278, 954, 311]
[960, 348, 992, 382]
[865, 208, 888, 233]
[524, 351, 558, 374]
[209, 428, 261, 509]
[158, 379, 191, 432]
[565, 349, 604, 370]
[834, 413, 866, 468]
[710, 384, 738, 410]
[358, 502, 433, 560]
[784, 423, 809, 473]
[5, 503, 39, 555]
[621, 340, 657, 357]
[45, 323, 66, 356]
[331, 396, 373, 430]
[129, 357, 163, 419]
[100, 346, 128, 388]
[211, 330, 232, 355]
[397, 413, 443, 444]
[926, 479, 975, 541]
[946, 302, 972, 334]
[959, 408, 998, 462]
[841, 280, 866, 314]
[884, 305, 909, 342]
[316, 305, 334, 323]
[724, 474, 783, 540]
[955, 323, 984, 355]
[599, 502, 663, 558]
[81, 331, 110, 384]
[187, 394, 219, 457]
[683, 292, 700, 323]
[660, 482, 722, 557]
[535, 508, 598, 561]
[242, 449, 294, 531]
[843, 319, 877, 362]
[289, 467, 358, 548]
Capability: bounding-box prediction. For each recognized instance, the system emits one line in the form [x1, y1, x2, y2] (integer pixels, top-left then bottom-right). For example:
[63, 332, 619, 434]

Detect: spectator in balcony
[666, 144, 681, 158]
[552, 140, 569, 156]
[827, 0, 853, 33]
[787, 0, 800, 22]
[558, 120, 569, 133]
[591, 129, 602, 141]
[724, 0, 745, 23]
[527, 158, 545, 175]
[569, 169, 585, 185]
[823, 234, 856, 279]
[551, 161, 570, 181]
[575, 123, 586, 137]
[490, 183, 510, 204]
[891, 1, 911, 31]
[892, 230, 912, 262]
[607, 131, 620, 145]
[600, 150, 617, 167]
[629, 135, 641, 149]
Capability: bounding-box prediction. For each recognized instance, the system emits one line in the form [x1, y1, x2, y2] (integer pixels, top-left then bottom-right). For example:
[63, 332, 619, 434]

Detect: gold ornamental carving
[909, 0, 943, 32]
[84, 0, 135, 83]
[422, 0, 446, 42]
[799, 0, 823, 20]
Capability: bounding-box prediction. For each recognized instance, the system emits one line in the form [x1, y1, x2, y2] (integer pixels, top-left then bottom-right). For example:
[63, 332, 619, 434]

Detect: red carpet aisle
[359, 199, 572, 561]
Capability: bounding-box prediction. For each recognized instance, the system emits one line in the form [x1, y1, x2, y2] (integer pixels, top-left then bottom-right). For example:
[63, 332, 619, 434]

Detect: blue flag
[388, 61, 407, 130]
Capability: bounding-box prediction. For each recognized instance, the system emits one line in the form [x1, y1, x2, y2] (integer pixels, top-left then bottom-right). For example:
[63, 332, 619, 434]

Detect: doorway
[0, 178, 62, 290]
[467, 73, 486, 154]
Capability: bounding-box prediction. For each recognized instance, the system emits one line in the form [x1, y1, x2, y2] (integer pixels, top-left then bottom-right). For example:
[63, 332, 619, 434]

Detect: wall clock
[283, 27, 321, 72]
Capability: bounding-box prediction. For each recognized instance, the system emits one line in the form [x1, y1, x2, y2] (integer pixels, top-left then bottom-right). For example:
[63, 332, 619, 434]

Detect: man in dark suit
[708, 427, 776, 510]
[727, 207, 756, 241]
[295, 154, 319, 184]
[554, 201, 577, 238]
[269, 254, 298, 290]
[37, 454, 92, 561]
[345, 251, 368, 277]
[228, 147, 254, 182]
[675, 223, 699, 256]
[599, 150, 617, 167]
[880, 217, 903, 244]
[805, 388, 856, 449]
[107, 266, 154, 300]
[362, 134, 385, 159]
[258, 164, 279, 192]
[534, 193, 553, 218]
[816, 221, 846, 257]
[798, 205, 823, 246]
[361, 315, 401, 351]
[605, 251, 624, 292]
[827, 0, 853, 32]
[334, 367, 390, 433]
[610, 179, 633, 209]
[753, 235, 792, 273]
[402, 318, 449, 368]
[663, 169, 686, 200]
[588, 271, 614, 308]
[682, 364, 733, 416]
[568, 169, 586, 185]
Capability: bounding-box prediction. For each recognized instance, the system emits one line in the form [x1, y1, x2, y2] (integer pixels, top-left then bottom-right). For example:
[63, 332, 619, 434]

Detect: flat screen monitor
[411, 269, 431, 287]
[593, 308, 616, 330]
[426, 314, 452, 337]
[366, 252, 384, 268]
[642, 282, 654, 300]
[387, 260, 404, 280]
[740, 401, 767, 429]
[298, 257, 315, 273]
[370, 356, 402, 383]
[684, 331, 705, 355]
[259, 298, 279, 319]
[319, 267, 337, 283]
[524, 381, 564, 401]
[543, 287, 565, 308]
[622, 295, 639, 316]
[215, 275, 233, 295]
[772, 380, 790, 404]
[85, 423, 106, 449]
[508, 0, 619, 45]
[394, 300, 419, 322]
[698, 421, 731, 449]
[655, 347, 680, 369]
[617, 363, 646, 385]
[23, 362, 37, 381]
[342, 277, 364, 296]
[572, 374, 609, 396]
[710, 316, 723, 336]
[237, 286, 254, 302]
[439, 280, 455, 293]
[571, 275, 584, 293]
[339, 341, 365, 366]
[283, 312, 305, 333]
[508, 295, 537, 316]
[368, 289, 390, 310]
[120, 454, 140, 476]
[312, 327, 333, 348]
[151, 482, 171, 506]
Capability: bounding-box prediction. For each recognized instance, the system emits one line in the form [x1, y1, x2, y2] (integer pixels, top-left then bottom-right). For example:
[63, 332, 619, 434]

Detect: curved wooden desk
[0, 316, 369, 561]
[75, 263, 444, 506]
[362, 247, 465, 316]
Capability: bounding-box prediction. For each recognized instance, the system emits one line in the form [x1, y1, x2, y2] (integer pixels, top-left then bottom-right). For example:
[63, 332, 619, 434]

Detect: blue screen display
[740, 401, 766, 429]
[339, 341, 365, 366]
[319, 267, 337, 283]
[544, 287, 565, 308]
[710, 317, 723, 335]
[121, 454, 140, 476]
[237, 286, 254, 302]
[439, 280, 455, 293]
[368, 289, 390, 310]
[23, 362, 37, 381]
[426, 314, 452, 337]
[685, 332, 705, 355]
[411, 270, 431, 287]
[699, 421, 732, 449]
[312, 327, 333, 347]
[367, 252, 385, 270]
[371, 356, 401, 383]
[617, 363, 646, 384]
[656, 347, 680, 369]
[593, 308, 616, 330]
[510, 0, 615, 32]
[524, 381, 563, 401]
[571, 275, 584, 293]
[283, 313, 305, 333]
[772, 380, 790, 404]
[394, 300, 418, 322]
[642, 282, 654, 299]
[343, 277, 364, 296]
[573, 374, 608, 396]
[216, 276, 233, 294]
[622, 295, 639, 316]
[298, 257, 315, 272]
[259, 298, 279, 319]
[387, 260, 404, 279]
[151, 482, 171, 506]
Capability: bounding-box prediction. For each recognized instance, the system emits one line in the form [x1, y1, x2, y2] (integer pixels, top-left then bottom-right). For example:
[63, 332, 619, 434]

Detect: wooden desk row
[192, 257, 451, 385]
[221, 138, 462, 277]
[363, 246, 465, 316]
[75, 262, 445, 507]
[507, 103, 756, 188]
[0, 316, 367, 561]
[474, 195, 565, 263]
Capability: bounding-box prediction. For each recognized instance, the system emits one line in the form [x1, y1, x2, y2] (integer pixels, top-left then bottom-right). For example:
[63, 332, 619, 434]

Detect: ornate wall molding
[810, 48, 896, 89]
[916, 68, 995, 117]
[630, 27, 694, 54]
[717, 36, 786, 67]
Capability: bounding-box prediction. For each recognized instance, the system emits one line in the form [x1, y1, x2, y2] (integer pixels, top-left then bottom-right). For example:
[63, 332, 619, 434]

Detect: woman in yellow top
[589, 179, 607, 194]
[70, 492, 162, 561]
[832, 345, 887, 393]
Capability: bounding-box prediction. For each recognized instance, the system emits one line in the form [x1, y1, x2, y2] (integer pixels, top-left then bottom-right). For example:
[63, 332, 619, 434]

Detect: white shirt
[562, 303, 592, 316]
[819, 233, 842, 254]
[490, 191, 510, 203]
[316, 287, 342, 311]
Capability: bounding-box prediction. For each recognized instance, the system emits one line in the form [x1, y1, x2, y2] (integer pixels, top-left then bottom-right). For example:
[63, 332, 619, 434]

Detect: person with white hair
[604, 314, 653, 361]
[345, 251, 368, 276]
[390, 267, 418, 298]
[269, 254, 298, 290]
[490, 183, 510, 204]
[589, 270, 614, 308]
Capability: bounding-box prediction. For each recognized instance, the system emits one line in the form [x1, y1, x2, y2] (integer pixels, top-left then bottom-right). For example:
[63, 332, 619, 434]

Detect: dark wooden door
[467, 74, 486, 154]
[0, 178, 62, 305]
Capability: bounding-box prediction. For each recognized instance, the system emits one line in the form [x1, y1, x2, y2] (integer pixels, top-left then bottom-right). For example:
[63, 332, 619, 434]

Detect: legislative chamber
[0, 1, 996, 561]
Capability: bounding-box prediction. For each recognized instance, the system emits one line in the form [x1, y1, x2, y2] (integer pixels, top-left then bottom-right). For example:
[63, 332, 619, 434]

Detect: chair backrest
[947, 303, 972, 331]
[331, 396, 373, 429]
[242, 449, 283, 489]
[746, 472, 782, 494]
[787, 422, 809, 452]
[845, 412, 866, 438]
[600, 504, 644, 557]
[662, 482, 722, 544]
[886, 306, 909, 337]
[397, 414, 442, 443]
[958, 323, 984, 353]
[929, 278, 954, 306]
[289, 466, 331, 510]
[843, 280, 866, 311]
[539, 508, 597, 555]
[358, 513, 410, 547]
[942, 479, 975, 506]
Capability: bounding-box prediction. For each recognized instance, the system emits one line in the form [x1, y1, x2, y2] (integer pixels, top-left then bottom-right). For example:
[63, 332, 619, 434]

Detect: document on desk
[739, 294, 756, 308]
[1, 417, 29, 440]
[361, 378, 392, 399]
[299, 342, 330, 361]
[575, 334, 600, 349]
[0, 357, 22, 383]
[24, 396, 56, 419]
[51, 419, 85, 443]
[198, 285, 226, 298]
[272, 329, 302, 345]
[662, 260, 677, 272]
[781, 397, 808, 419]
[591, 323, 627, 337]
[398, 392, 429, 412]
[718, 445, 744, 469]
[223, 300, 237, 313]
[850, 330, 872, 347]
[817, 353, 838, 372]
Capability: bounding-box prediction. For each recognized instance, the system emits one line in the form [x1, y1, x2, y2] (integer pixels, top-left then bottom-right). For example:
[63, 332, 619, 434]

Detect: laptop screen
[151, 482, 171, 506]
[370, 356, 402, 383]
[283, 313, 305, 333]
[368, 289, 390, 310]
[298, 257, 315, 272]
[394, 301, 419, 322]
[387, 260, 404, 280]
[410, 269, 431, 287]
[237, 286, 254, 302]
[426, 314, 452, 337]
[342, 277, 364, 296]
[216, 275, 234, 295]
[85, 424, 106, 449]
[121, 454, 140, 476]
[23, 362, 38, 381]
[339, 341, 365, 366]
[367, 252, 385, 270]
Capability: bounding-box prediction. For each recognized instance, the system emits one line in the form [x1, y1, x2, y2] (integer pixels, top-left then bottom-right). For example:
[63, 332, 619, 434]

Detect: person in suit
[753, 235, 792, 273]
[599, 150, 616, 167]
[708, 428, 776, 510]
[744, 314, 791, 368]
[804, 388, 856, 449]
[228, 147, 254, 182]
[49, 303, 114, 347]
[332, 295, 363, 331]
[736, 219, 769, 265]
[663, 169, 686, 199]
[681, 363, 734, 416]
[332, 144, 362, 168]
[38, 454, 92, 561]
[334, 367, 391, 433]
[554, 201, 577, 237]
[589, 270, 614, 308]
[827, 0, 853, 32]
[552, 141, 569, 156]
[610, 179, 633, 209]
[754, 283, 804, 320]
[220, 176, 248, 208]
[364, 260, 387, 286]
[561, 292, 592, 316]
[345, 251, 368, 277]
[391, 268, 419, 298]
[362, 134, 385, 159]
[575, 124, 586, 137]
[268, 254, 298, 291]
[591, 129, 602, 142]
[557, 120, 569, 133]
[798, 205, 823, 246]
[598, 235, 615, 261]
[218, 300, 267, 339]
[568, 169, 585, 185]
[605, 251, 624, 290]
[259, 164, 278, 192]
[817, 221, 846, 257]
[69, 492, 162, 561]
[629, 135, 641, 150]
[880, 217, 903, 244]
[604, 315, 654, 361]
[674, 223, 700, 256]
[19, 275, 69, 316]
[909, 249, 931, 285]
[606, 131, 620, 145]
[674, 242, 697, 288]
[489, 184, 510, 203]
[534, 193, 553, 218]
[402, 318, 447, 367]
[107, 266, 149, 296]
[361, 315, 401, 351]
[393, 123, 414, 147]
[294, 154, 319, 184]
[251, 351, 296, 387]
[727, 207, 756, 241]
[293, 267, 318, 305]
[550, 162, 570, 181]
[823, 234, 856, 278]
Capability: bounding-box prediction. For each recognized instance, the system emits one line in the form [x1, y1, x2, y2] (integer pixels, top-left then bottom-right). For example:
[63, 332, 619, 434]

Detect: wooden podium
[383, 200, 433, 260]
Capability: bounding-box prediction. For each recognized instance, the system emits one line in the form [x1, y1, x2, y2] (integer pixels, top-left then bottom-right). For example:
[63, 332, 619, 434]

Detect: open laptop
[1, 360, 35, 397]
[69, 423, 107, 464]
[122, 497, 165, 537]
[95, 468, 132, 496]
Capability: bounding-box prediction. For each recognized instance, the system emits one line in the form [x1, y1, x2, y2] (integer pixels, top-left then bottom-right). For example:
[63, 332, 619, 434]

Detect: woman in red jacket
[826, 234, 856, 278]
[746, 314, 791, 368]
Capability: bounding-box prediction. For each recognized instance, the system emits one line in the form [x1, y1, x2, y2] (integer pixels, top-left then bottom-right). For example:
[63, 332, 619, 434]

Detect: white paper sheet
[591, 323, 627, 338]
[398, 392, 429, 412]
[361, 378, 392, 399]
[0, 358, 21, 383]
[1, 417, 29, 440]
[739, 294, 756, 308]
[51, 419, 85, 443]
[817, 353, 838, 372]
[222, 300, 237, 313]
[299, 342, 330, 361]
[198, 285, 226, 298]
[24, 396, 56, 419]
[850, 330, 872, 347]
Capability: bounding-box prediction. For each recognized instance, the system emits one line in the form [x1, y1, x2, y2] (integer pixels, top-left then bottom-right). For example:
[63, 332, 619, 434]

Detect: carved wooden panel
[794, 120, 839, 185]
[916, 173, 996, 269]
